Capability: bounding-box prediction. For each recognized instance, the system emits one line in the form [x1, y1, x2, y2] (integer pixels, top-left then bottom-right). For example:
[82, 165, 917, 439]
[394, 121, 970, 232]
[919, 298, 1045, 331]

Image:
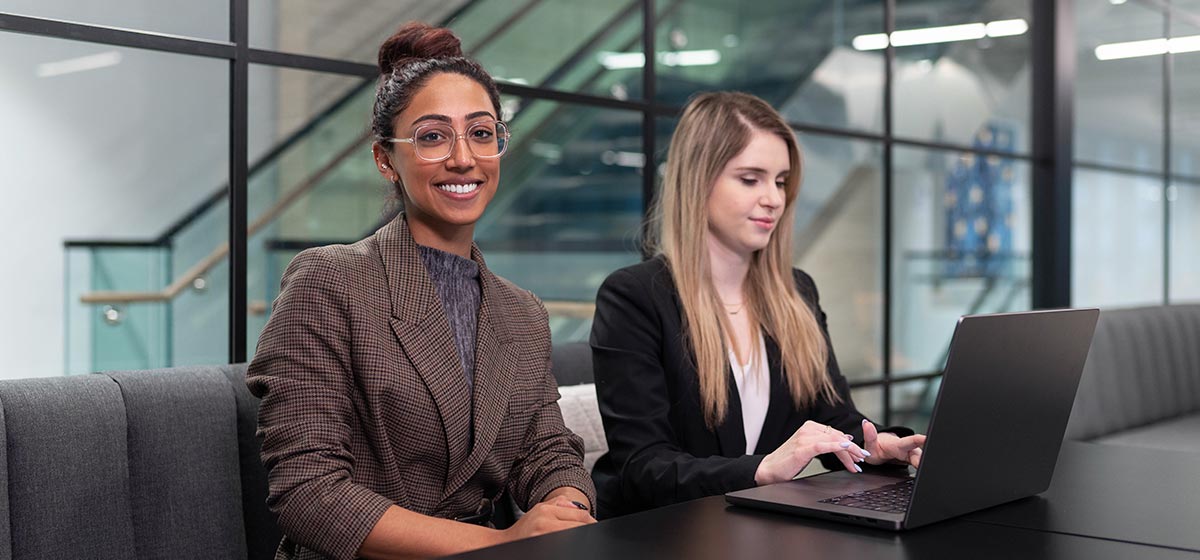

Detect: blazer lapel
[715, 365, 747, 456]
[444, 247, 516, 499]
[756, 336, 794, 453]
[378, 217, 473, 479]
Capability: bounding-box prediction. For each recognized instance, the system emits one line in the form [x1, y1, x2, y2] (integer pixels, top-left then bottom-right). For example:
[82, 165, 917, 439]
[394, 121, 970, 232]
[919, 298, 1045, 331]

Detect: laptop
[726, 308, 1100, 530]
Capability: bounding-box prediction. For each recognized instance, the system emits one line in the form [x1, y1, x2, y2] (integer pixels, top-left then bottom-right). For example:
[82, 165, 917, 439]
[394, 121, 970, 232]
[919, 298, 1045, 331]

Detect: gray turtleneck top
[417, 245, 481, 389]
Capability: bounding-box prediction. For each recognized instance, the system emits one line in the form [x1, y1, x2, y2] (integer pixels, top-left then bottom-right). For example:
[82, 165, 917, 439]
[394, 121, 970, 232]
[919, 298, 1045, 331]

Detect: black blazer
[589, 256, 910, 517]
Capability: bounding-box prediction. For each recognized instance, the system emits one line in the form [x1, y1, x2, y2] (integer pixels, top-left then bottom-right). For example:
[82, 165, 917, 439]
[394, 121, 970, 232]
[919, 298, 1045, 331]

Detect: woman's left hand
[861, 419, 926, 467]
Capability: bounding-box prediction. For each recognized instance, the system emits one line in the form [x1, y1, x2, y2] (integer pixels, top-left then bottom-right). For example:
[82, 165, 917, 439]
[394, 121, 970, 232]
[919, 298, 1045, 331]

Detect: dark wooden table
[965, 441, 1200, 552]
[446, 442, 1200, 559]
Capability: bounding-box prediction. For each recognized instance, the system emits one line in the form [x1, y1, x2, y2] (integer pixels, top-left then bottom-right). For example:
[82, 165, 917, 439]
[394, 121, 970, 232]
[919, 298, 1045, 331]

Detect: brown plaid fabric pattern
[247, 216, 595, 560]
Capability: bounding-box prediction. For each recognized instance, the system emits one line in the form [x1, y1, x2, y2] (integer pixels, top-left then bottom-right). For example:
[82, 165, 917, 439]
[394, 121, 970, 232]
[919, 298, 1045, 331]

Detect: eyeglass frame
[386, 119, 511, 163]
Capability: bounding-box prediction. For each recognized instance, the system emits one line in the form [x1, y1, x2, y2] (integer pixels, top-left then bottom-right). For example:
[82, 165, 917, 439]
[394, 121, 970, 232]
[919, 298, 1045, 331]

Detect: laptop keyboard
[818, 478, 914, 514]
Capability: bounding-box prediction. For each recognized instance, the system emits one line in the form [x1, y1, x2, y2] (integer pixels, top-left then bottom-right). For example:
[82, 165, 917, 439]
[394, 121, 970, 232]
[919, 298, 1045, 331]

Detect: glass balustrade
[64, 244, 171, 374]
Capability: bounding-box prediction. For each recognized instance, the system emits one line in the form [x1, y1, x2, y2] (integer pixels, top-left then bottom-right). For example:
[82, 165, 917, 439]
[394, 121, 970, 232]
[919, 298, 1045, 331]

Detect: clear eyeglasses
[387, 120, 510, 162]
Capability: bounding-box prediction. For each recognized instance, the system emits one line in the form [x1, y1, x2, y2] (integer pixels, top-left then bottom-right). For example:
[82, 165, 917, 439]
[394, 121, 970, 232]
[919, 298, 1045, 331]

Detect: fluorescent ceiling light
[1095, 38, 1167, 60]
[852, 19, 1028, 51]
[36, 51, 122, 77]
[985, 19, 1029, 38]
[1094, 35, 1200, 60]
[891, 23, 986, 47]
[598, 49, 721, 70]
[852, 34, 889, 51]
[660, 49, 721, 66]
[599, 52, 646, 70]
[1172, 35, 1200, 54]
[601, 150, 646, 168]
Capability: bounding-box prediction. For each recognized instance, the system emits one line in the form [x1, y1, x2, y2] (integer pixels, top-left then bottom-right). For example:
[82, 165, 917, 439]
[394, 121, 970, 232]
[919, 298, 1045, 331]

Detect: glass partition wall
[1072, 0, 1200, 309]
[4, 0, 1193, 425]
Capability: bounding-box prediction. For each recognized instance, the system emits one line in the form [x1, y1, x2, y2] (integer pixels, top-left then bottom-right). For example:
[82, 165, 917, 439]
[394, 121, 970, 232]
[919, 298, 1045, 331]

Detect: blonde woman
[589, 92, 926, 518]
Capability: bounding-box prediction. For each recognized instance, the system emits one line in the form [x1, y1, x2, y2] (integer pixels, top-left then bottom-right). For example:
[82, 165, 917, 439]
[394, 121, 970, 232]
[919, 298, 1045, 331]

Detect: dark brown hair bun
[377, 21, 464, 75]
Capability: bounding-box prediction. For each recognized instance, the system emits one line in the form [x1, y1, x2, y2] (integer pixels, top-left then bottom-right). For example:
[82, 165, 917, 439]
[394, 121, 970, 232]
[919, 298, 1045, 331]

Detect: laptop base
[726, 470, 911, 530]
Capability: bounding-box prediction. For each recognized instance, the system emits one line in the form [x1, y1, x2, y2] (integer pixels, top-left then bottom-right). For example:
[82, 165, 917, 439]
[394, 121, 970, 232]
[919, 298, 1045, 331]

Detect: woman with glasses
[248, 22, 595, 560]
[589, 92, 926, 518]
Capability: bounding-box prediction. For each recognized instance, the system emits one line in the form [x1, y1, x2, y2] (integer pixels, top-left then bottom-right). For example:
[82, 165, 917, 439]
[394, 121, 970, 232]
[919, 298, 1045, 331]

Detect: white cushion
[558, 383, 607, 472]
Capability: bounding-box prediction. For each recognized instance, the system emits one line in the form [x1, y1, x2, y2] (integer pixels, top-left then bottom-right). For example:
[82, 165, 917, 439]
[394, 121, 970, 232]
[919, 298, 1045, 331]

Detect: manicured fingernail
[862, 418, 869, 424]
[862, 449, 872, 457]
[840, 441, 851, 448]
[844, 434, 854, 440]
[854, 464, 863, 473]
[570, 501, 589, 510]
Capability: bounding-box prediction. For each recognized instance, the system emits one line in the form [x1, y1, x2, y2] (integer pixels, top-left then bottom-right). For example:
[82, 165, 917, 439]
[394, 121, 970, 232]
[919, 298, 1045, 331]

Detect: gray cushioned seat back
[551, 342, 594, 387]
[221, 363, 281, 560]
[0, 398, 11, 559]
[0, 375, 136, 559]
[1065, 304, 1200, 440]
[105, 367, 248, 560]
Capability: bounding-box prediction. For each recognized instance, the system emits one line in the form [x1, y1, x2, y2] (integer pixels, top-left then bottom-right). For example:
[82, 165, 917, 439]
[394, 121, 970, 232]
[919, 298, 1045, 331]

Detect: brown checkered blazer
[247, 216, 595, 560]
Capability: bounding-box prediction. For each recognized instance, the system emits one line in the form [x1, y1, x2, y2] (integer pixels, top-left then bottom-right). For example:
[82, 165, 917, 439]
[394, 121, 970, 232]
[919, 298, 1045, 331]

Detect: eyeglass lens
[413, 121, 508, 160]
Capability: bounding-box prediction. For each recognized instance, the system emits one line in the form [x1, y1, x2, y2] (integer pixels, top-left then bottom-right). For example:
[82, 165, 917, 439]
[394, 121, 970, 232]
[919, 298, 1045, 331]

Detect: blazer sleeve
[246, 249, 394, 560]
[506, 293, 598, 511]
[794, 269, 914, 471]
[591, 268, 764, 511]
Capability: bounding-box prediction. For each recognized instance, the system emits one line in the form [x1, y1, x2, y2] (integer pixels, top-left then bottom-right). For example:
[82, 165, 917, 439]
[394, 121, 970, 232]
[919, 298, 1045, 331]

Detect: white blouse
[729, 337, 770, 455]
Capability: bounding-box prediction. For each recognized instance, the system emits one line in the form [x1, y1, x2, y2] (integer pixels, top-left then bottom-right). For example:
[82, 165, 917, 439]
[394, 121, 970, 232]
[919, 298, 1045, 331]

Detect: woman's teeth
[437, 183, 479, 194]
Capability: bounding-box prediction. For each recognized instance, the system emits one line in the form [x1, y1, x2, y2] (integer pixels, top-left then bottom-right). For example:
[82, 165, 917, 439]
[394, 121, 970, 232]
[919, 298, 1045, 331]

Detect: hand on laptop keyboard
[861, 419, 926, 467]
[754, 421, 871, 485]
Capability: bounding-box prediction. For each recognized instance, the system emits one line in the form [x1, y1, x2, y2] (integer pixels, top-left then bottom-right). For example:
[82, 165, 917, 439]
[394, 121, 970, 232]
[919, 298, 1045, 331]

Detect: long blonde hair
[650, 91, 838, 430]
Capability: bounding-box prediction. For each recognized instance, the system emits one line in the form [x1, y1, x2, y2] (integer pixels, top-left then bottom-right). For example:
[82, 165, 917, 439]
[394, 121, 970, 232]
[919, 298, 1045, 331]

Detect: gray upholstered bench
[0, 365, 279, 560]
[0, 344, 606, 557]
[1064, 304, 1200, 454]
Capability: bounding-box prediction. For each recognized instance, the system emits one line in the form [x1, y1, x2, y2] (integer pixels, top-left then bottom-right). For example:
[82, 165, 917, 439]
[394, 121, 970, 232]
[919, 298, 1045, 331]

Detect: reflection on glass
[891, 377, 940, 433]
[1075, 0, 1164, 171]
[246, 66, 380, 355]
[793, 133, 883, 382]
[249, 1, 466, 62]
[654, 116, 679, 176]
[248, 65, 369, 162]
[1072, 169, 1164, 308]
[892, 0, 1031, 153]
[1173, 20, 1199, 180]
[1169, 181, 1200, 302]
[2, 0, 227, 41]
[0, 33, 228, 375]
[852, 386, 884, 425]
[476, 98, 644, 342]
[655, 0, 884, 133]
[452, 0, 643, 100]
[248, 0, 643, 100]
[892, 146, 1032, 374]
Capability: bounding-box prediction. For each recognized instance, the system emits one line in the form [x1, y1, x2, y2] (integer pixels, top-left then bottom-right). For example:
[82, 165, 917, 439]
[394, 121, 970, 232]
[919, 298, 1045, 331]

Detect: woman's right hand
[754, 420, 871, 485]
[498, 496, 595, 544]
